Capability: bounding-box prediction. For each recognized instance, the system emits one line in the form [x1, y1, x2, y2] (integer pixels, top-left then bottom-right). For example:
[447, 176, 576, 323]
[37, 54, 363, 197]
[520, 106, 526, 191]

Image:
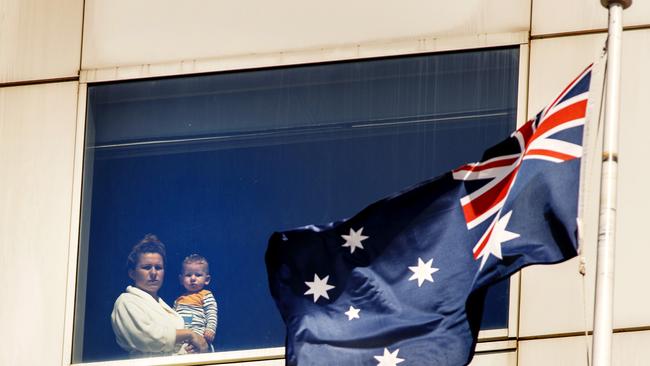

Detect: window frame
[62, 37, 529, 366]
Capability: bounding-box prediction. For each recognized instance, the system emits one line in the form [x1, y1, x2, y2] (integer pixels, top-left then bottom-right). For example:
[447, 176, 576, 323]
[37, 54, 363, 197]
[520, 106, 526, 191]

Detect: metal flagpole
[592, 1, 632, 365]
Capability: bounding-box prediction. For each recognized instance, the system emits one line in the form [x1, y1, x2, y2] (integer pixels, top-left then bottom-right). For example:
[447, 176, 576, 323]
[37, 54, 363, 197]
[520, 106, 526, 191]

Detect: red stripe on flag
[519, 120, 535, 142]
[455, 157, 518, 173]
[533, 100, 587, 142]
[453, 164, 476, 173]
[473, 226, 493, 259]
[462, 169, 517, 223]
[526, 149, 577, 161]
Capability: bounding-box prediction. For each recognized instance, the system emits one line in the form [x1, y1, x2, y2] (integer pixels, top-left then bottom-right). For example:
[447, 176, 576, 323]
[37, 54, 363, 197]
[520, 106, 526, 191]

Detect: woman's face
[129, 252, 165, 298]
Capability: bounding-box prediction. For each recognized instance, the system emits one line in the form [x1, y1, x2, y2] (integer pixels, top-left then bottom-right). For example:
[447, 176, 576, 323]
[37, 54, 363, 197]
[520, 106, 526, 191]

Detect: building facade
[1, 1, 649, 365]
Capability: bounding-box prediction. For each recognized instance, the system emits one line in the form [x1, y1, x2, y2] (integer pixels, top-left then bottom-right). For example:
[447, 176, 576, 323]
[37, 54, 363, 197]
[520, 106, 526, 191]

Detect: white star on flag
[344, 305, 360, 320]
[478, 210, 520, 270]
[408, 257, 439, 287]
[374, 348, 405, 366]
[341, 227, 368, 253]
[304, 274, 335, 303]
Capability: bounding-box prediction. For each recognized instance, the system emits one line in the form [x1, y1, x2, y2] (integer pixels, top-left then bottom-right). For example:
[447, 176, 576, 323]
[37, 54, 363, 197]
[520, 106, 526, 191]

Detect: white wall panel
[82, 0, 530, 70]
[532, 0, 650, 36]
[521, 30, 650, 337]
[469, 351, 516, 366]
[0, 82, 79, 365]
[520, 331, 650, 366]
[611, 28, 650, 329]
[0, 0, 83, 83]
[519, 335, 591, 366]
[612, 331, 650, 366]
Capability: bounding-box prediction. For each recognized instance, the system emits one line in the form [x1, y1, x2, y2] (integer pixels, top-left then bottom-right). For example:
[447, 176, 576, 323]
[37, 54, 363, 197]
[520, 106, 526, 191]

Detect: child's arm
[203, 292, 218, 343]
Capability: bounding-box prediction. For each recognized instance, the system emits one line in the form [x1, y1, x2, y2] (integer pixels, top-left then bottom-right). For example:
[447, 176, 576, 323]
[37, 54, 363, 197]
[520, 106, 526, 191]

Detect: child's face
[179, 262, 211, 293]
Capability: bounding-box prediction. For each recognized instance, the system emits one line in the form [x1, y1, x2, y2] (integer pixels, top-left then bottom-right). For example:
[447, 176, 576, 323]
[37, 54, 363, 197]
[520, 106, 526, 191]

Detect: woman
[111, 234, 208, 356]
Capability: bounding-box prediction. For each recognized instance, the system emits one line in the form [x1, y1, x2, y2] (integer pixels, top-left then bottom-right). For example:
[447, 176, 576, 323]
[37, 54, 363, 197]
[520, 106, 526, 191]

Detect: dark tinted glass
[75, 47, 519, 362]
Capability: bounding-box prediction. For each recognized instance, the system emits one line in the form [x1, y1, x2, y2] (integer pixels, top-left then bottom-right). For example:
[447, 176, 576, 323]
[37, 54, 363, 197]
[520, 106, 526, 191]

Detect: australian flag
[266, 65, 593, 366]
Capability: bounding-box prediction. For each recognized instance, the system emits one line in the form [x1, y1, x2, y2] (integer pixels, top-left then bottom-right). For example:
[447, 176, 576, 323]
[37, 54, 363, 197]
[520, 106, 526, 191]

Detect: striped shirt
[174, 289, 218, 339]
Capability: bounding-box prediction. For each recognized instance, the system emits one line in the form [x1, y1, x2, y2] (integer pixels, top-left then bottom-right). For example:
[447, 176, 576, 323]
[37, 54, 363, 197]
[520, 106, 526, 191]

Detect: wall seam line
[531, 24, 650, 40]
[0, 76, 80, 88]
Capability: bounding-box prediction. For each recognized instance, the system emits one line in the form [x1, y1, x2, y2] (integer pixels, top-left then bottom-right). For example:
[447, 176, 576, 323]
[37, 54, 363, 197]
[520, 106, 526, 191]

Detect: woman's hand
[185, 332, 208, 353]
[176, 329, 208, 353]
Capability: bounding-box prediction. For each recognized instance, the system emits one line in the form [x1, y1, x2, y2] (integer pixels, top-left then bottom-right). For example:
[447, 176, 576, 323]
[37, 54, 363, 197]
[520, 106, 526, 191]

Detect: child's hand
[204, 329, 215, 343]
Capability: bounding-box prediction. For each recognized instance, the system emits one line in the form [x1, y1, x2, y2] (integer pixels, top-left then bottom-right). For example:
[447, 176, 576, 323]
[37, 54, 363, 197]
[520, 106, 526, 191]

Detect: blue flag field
[266, 65, 593, 366]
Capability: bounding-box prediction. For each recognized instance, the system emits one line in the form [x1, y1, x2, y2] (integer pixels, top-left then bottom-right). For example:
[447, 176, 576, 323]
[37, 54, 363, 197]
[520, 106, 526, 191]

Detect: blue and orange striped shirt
[174, 289, 218, 340]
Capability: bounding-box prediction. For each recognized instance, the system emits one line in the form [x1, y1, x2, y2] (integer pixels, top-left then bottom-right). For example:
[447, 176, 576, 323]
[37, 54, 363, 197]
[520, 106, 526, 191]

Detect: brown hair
[127, 234, 167, 271]
[182, 253, 210, 274]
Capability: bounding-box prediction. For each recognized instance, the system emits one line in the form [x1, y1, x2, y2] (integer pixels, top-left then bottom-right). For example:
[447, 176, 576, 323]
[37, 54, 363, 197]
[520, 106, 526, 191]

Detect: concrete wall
[1, 0, 649, 365]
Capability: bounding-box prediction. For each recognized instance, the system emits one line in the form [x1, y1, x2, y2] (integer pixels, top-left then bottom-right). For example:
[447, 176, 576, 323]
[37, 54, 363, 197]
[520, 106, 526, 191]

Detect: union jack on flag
[453, 64, 592, 269]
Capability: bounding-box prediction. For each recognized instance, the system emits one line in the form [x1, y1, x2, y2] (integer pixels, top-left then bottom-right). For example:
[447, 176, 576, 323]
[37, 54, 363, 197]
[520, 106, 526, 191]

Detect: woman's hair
[126, 234, 167, 271]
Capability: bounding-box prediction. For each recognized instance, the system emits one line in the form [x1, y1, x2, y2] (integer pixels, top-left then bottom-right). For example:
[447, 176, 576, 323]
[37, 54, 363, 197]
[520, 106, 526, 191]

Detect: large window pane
[74, 47, 519, 363]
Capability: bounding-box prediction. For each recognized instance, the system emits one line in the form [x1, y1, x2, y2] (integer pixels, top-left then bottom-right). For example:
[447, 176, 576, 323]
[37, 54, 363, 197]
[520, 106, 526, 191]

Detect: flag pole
[592, 1, 631, 365]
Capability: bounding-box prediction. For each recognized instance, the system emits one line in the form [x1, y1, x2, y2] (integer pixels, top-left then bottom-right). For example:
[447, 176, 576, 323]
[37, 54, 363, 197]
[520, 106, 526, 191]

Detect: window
[73, 47, 519, 363]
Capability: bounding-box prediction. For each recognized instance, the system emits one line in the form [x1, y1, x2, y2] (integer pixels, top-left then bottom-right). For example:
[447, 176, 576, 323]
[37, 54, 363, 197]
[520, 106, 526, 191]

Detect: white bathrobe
[111, 286, 186, 356]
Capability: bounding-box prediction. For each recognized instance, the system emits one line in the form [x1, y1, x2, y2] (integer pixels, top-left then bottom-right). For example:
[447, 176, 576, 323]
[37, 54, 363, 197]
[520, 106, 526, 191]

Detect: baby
[174, 254, 218, 348]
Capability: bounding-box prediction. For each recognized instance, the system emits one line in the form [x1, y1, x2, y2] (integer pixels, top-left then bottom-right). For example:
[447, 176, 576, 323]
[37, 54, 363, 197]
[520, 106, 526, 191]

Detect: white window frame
[62, 33, 530, 366]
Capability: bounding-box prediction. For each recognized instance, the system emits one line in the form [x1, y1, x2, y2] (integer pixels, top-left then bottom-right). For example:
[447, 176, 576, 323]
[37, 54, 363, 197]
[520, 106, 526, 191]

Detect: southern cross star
[374, 348, 405, 366]
[344, 305, 360, 320]
[304, 274, 335, 303]
[341, 227, 368, 254]
[408, 257, 439, 287]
